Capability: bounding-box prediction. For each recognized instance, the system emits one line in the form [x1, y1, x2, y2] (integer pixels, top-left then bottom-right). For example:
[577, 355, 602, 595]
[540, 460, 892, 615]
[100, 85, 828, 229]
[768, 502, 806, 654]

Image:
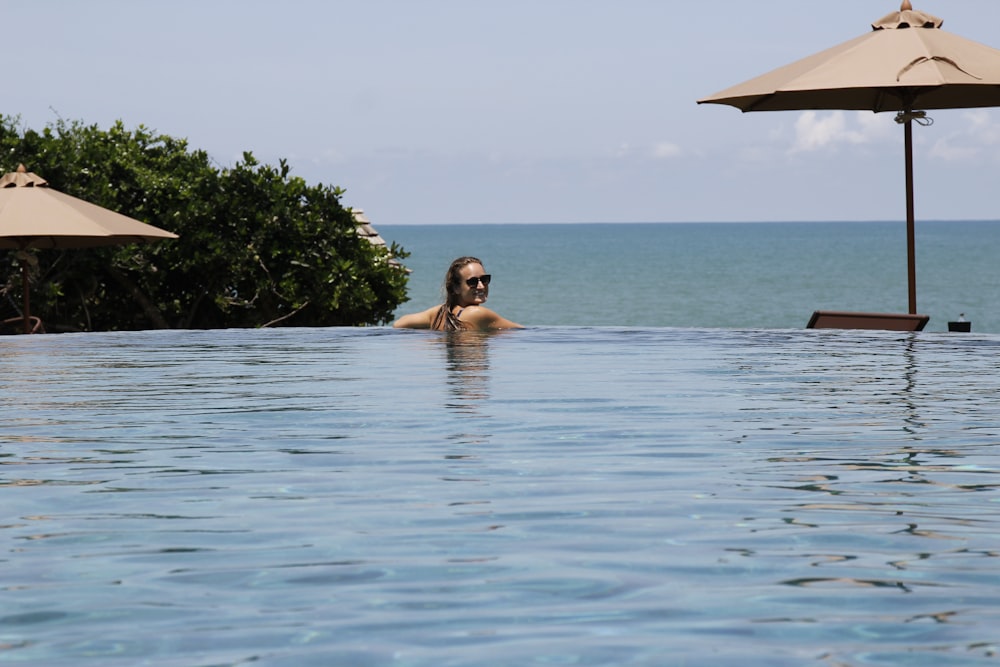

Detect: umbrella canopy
[697, 0, 1000, 315]
[0, 165, 178, 333]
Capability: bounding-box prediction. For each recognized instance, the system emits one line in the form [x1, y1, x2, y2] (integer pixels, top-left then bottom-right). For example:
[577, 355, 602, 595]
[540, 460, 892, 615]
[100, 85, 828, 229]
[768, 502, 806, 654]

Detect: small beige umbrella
[698, 1, 1000, 315]
[0, 165, 178, 333]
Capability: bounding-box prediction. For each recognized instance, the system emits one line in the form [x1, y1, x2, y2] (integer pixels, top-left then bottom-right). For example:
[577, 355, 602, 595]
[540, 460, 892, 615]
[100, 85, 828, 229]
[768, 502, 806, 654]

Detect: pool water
[2, 327, 999, 666]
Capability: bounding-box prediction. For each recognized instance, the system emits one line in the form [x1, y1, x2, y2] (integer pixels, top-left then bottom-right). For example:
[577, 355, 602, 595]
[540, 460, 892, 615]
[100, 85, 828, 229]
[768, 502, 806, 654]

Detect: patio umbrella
[697, 0, 1000, 315]
[0, 164, 178, 333]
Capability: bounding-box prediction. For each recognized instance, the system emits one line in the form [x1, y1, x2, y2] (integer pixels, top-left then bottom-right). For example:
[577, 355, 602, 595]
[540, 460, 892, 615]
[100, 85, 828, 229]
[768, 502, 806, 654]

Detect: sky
[8, 0, 1000, 225]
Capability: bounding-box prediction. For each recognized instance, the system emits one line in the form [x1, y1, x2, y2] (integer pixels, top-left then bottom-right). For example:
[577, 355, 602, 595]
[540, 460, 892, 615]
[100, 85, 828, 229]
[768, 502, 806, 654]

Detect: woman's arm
[393, 306, 438, 329]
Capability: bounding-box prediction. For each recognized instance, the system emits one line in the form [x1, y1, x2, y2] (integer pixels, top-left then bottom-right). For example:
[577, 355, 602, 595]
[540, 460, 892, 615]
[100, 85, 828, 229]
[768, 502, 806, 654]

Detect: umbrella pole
[904, 117, 917, 315]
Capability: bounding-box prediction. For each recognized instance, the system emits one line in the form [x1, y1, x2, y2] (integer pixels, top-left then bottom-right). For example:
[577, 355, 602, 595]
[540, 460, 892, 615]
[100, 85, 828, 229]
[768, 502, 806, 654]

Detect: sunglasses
[464, 274, 492, 287]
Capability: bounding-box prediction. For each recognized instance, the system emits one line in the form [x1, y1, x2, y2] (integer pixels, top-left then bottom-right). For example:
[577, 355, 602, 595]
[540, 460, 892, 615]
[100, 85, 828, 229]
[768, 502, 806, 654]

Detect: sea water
[2, 326, 999, 666]
[381, 221, 1000, 332]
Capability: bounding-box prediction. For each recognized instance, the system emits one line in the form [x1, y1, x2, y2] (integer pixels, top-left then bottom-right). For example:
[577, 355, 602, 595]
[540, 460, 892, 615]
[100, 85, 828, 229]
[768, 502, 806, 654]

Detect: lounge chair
[0, 315, 44, 334]
[807, 310, 929, 331]
[0, 291, 44, 334]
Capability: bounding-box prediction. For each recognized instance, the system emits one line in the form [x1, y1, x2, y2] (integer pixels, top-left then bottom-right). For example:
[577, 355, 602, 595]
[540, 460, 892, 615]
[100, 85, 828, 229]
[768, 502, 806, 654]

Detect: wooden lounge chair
[807, 310, 929, 331]
[0, 315, 44, 334]
[0, 292, 44, 334]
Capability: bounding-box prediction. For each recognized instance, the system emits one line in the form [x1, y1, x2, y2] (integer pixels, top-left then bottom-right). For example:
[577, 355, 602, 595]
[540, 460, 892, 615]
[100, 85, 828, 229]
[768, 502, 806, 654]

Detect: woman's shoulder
[457, 305, 495, 320]
[458, 306, 523, 330]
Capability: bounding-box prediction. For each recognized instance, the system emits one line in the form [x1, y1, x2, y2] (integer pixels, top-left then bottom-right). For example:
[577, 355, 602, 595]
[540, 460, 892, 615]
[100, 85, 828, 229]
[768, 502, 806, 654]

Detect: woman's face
[456, 262, 489, 306]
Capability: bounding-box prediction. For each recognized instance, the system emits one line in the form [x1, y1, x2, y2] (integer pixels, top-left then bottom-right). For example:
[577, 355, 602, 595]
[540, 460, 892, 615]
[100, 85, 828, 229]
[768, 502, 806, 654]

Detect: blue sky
[8, 1, 1000, 224]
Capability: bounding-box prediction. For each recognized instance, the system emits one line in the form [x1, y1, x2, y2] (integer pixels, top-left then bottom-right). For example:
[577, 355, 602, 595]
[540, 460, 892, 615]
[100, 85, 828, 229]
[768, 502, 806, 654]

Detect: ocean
[381, 221, 1000, 332]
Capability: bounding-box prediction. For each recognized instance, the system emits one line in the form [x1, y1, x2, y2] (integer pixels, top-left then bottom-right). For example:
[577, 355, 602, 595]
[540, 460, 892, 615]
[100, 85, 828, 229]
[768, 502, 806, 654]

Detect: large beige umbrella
[698, 0, 1000, 315]
[0, 164, 178, 333]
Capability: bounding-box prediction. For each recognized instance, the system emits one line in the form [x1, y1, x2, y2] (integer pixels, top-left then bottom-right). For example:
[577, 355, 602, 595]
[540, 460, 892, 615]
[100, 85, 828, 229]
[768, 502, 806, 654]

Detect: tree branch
[106, 266, 170, 329]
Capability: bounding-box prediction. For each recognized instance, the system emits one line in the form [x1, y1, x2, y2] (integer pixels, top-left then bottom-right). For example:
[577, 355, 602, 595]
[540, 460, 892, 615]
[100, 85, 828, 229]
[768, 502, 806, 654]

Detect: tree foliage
[0, 116, 409, 331]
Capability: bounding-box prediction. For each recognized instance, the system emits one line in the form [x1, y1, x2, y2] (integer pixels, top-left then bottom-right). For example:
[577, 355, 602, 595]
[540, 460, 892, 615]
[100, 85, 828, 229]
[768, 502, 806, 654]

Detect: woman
[393, 256, 523, 330]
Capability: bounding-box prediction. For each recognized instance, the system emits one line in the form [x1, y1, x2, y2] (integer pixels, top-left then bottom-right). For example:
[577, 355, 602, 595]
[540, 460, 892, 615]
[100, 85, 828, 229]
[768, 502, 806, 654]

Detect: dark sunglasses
[464, 274, 492, 287]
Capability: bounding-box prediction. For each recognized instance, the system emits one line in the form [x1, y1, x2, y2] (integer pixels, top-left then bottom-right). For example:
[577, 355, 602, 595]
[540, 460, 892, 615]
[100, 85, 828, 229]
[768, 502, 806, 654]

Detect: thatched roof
[352, 209, 408, 271]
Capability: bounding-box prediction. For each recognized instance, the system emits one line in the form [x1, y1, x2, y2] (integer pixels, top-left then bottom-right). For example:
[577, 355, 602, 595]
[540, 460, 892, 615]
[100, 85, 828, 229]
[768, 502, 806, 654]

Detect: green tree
[0, 116, 409, 330]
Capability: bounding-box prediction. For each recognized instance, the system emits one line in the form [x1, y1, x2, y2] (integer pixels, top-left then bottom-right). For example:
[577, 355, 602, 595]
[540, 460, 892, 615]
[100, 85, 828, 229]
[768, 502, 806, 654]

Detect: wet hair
[432, 256, 483, 331]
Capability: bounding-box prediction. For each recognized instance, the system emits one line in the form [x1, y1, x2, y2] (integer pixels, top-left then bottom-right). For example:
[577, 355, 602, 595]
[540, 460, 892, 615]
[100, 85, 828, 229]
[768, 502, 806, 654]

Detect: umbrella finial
[0, 164, 48, 188]
[901, 0, 913, 10]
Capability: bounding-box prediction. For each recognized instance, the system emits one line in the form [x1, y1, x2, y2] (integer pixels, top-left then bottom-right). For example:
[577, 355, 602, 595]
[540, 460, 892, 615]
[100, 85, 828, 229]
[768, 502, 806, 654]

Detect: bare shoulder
[460, 306, 523, 330]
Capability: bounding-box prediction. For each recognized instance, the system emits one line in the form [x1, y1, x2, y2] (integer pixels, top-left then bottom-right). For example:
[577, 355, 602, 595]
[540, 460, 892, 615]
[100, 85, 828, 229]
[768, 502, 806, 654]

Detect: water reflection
[428, 330, 497, 454]
[439, 331, 492, 416]
[901, 335, 919, 435]
[723, 331, 1000, 635]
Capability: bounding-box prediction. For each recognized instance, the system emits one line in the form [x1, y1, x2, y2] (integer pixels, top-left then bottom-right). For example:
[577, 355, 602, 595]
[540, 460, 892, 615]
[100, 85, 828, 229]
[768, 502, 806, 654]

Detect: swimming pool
[2, 327, 998, 666]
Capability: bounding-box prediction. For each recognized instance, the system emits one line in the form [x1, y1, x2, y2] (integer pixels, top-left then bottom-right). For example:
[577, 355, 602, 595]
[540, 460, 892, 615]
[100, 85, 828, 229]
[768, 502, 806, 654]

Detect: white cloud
[789, 110, 893, 153]
[651, 141, 682, 159]
[928, 139, 979, 161]
[790, 111, 847, 152]
[787, 109, 1000, 163]
[927, 109, 1000, 162]
[854, 111, 896, 141]
[964, 109, 1000, 141]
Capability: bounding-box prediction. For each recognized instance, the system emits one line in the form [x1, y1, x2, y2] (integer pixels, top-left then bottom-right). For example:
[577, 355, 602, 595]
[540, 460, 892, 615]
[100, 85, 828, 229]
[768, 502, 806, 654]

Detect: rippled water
[2, 327, 999, 666]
